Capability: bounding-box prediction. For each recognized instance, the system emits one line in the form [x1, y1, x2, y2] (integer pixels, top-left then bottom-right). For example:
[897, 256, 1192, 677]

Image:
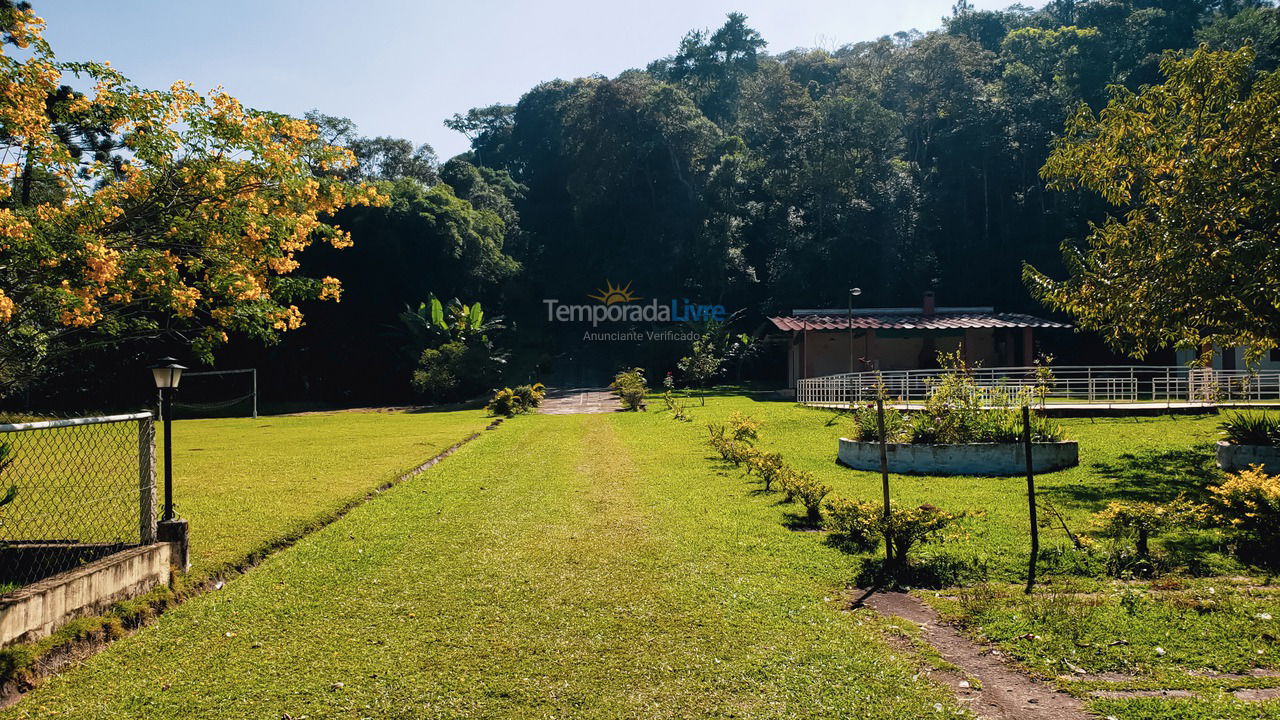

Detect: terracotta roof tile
[768, 312, 1069, 332]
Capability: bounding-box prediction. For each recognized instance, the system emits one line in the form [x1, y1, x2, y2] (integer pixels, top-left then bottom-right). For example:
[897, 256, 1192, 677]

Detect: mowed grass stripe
[4, 412, 959, 719]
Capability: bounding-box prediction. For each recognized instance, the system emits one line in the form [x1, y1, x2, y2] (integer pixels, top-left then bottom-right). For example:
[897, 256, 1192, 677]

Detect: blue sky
[40, 0, 1036, 159]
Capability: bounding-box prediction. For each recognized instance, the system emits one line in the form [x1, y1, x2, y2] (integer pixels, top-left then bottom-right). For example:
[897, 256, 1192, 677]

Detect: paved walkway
[539, 387, 621, 414]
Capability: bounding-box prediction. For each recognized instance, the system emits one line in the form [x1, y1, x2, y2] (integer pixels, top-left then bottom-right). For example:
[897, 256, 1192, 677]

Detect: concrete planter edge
[837, 437, 1079, 476]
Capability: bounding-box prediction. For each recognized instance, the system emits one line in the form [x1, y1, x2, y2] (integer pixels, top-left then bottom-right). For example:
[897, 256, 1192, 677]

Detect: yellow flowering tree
[0, 5, 384, 393]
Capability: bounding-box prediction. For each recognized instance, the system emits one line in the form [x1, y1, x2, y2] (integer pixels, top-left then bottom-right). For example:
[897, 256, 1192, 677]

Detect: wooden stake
[1023, 404, 1039, 594]
[876, 397, 892, 566]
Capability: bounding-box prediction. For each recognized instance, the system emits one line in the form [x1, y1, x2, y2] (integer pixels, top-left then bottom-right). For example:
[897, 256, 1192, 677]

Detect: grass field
[673, 393, 1248, 583]
[655, 393, 1280, 719]
[1, 412, 962, 719]
[161, 407, 490, 578]
[3, 394, 1277, 719]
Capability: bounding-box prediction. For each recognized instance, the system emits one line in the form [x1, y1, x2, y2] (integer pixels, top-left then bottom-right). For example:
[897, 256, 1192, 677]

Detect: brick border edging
[0, 417, 502, 707]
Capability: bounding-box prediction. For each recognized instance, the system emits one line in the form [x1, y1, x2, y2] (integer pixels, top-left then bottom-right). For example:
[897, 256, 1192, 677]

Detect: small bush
[664, 392, 690, 421]
[744, 450, 785, 491]
[486, 388, 523, 417]
[1091, 496, 1207, 560]
[882, 503, 956, 560]
[725, 411, 762, 443]
[512, 383, 546, 409]
[821, 495, 881, 550]
[850, 403, 912, 442]
[1209, 464, 1280, 552]
[610, 368, 648, 411]
[787, 470, 831, 524]
[1219, 412, 1280, 446]
[706, 422, 754, 466]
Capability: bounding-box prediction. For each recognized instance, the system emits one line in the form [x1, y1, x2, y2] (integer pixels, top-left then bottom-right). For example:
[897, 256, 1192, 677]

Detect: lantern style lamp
[148, 357, 190, 569]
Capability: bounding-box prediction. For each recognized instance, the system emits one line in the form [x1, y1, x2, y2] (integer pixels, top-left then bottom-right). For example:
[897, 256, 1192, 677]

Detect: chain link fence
[0, 412, 156, 589]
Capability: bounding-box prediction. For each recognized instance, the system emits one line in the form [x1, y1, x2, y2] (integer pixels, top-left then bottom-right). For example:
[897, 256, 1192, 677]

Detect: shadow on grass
[781, 512, 822, 531]
[1048, 445, 1219, 508]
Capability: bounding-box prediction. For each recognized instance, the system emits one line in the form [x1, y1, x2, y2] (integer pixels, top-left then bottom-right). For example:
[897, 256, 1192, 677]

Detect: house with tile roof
[768, 292, 1069, 388]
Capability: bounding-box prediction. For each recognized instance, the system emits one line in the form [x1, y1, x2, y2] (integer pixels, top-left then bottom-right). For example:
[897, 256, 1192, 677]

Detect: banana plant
[398, 294, 505, 348]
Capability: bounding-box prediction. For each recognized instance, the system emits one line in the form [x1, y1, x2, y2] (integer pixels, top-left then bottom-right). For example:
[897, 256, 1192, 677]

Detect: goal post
[172, 368, 258, 418]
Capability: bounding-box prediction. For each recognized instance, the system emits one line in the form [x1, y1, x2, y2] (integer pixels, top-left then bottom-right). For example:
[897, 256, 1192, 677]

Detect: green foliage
[705, 423, 753, 466]
[725, 411, 761, 443]
[849, 352, 1065, 444]
[610, 368, 648, 411]
[1219, 412, 1280, 447]
[512, 382, 546, 410]
[820, 495, 881, 550]
[676, 313, 755, 405]
[743, 450, 785, 491]
[781, 468, 830, 523]
[1092, 497, 1208, 560]
[1027, 44, 1280, 363]
[1208, 465, 1280, 552]
[881, 503, 957, 562]
[486, 388, 524, 417]
[411, 341, 504, 402]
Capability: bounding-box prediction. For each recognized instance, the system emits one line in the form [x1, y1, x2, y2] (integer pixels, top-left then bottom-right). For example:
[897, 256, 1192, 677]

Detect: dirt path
[856, 590, 1091, 720]
[539, 387, 621, 414]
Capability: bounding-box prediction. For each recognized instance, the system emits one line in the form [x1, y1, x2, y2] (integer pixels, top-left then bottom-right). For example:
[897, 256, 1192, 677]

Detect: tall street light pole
[848, 287, 862, 374]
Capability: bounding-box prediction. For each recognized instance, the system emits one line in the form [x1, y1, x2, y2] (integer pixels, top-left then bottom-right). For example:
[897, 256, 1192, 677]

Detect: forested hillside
[17, 0, 1280, 407]
[281, 0, 1279, 401]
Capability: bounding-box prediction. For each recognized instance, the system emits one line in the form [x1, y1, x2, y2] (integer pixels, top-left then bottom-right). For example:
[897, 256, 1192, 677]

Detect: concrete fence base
[1216, 441, 1280, 473]
[0, 542, 174, 647]
[838, 437, 1079, 476]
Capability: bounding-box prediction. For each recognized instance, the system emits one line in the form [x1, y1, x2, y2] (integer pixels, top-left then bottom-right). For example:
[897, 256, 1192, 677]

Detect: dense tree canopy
[1027, 44, 1280, 362]
[460, 1, 1280, 325]
[15, 0, 1280, 408]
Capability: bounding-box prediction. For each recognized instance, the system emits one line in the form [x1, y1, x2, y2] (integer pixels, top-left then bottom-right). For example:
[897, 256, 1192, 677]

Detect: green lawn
[160, 407, 489, 579]
[5, 394, 1277, 719]
[673, 393, 1245, 583]
[1, 411, 963, 719]
[652, 393, 1280, 719]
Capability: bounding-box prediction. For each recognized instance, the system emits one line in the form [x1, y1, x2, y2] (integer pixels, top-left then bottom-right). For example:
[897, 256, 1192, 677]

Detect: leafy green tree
[1026, 45, 1280, 363]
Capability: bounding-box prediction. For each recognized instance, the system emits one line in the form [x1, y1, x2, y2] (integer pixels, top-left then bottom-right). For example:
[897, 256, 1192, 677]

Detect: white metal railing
[796, 366, 1280, 408]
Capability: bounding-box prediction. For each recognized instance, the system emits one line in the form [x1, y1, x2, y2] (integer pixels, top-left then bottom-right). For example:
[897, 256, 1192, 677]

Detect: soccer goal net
[171, 369, 258, 418]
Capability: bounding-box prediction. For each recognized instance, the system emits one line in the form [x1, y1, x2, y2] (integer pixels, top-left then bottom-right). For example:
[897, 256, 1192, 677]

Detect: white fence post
[138, 415, 157, 545]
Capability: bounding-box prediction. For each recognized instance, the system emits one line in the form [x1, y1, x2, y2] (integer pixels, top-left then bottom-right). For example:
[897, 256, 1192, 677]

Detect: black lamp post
[150, 357, 185, 521]
[848, 287, 862, 374]
[149, 357, 190, 569]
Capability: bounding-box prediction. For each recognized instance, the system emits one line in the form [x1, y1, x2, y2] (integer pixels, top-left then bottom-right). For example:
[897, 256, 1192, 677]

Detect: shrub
[512, 383, 546, 409]
[850, 403, 911, 442]
[610, 368, 648, 411]
[787, 470, 831, 524]
[486, 388, 523, 417]
[1219, 412, 1280, 446]
[847, 353, 1065, 444]
[662, 391, 690, 421]
[830, 501, 957, 565]
[411, 340, 504, 402]
[879, 503, 955, 560]
[1209, 465, 1280, 550]
[1091, 496, 1207, 558]
[745, 450, 785, 491]
[725, 411, 762, 443]
[775, 464, 806, 502]
[820, 495, 881, 550]
[706, 424, 748, 465]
